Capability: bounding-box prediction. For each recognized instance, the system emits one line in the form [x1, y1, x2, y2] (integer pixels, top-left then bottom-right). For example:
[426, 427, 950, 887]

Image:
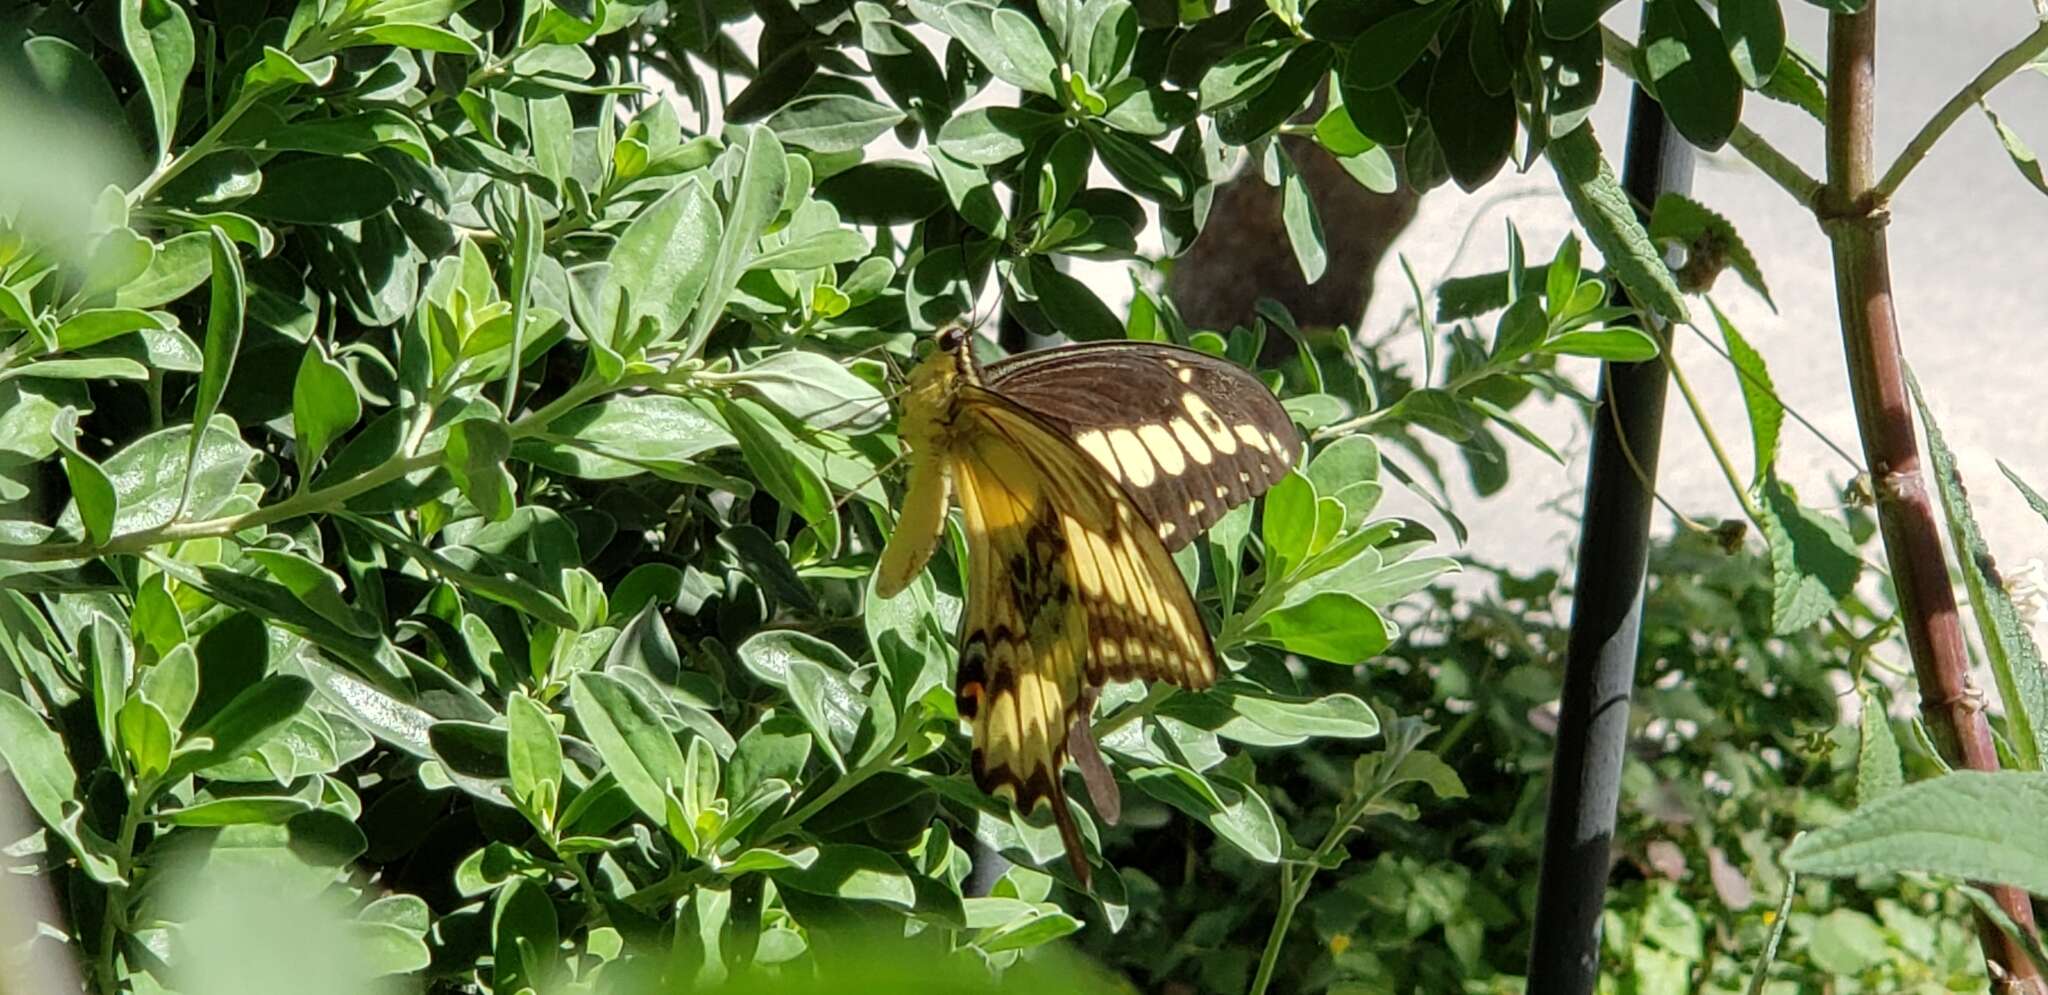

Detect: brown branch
[1825, 8, 2045, 990]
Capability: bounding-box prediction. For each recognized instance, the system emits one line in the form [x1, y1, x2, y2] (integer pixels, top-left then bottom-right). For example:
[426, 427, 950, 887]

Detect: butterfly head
[897, 323, 980, 445]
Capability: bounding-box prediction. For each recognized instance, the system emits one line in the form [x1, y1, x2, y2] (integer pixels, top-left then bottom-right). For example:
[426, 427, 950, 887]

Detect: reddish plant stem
[1825, 7, 2044, 989]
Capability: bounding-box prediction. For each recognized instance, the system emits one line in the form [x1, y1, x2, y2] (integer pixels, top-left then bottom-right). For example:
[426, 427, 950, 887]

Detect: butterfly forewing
[983, 342, 1303, 550]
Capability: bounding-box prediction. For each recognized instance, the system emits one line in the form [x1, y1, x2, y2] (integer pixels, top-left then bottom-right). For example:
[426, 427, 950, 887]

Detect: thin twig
[1873, 21, 2048, 200]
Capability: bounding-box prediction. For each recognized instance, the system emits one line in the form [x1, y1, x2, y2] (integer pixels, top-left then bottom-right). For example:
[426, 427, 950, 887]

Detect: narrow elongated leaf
[1855, 690, 1902, 806]
[570, 672, 689, 824]
[507, 692, 563, 822]
[186, 227, 244, 511]
[1710, 300, 1781, 485]
[1910, 370, 2048, 771]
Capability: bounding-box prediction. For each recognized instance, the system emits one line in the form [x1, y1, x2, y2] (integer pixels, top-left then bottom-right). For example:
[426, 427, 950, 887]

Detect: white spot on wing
[1170, 418, 1212, 465]
[1137, 424, 1187, 476]
[1235, 424, 1268, 452]
[1107, 429, 1158, 488]
[1182, 393, 1236, 454]
[1076, 430, 1121, 481]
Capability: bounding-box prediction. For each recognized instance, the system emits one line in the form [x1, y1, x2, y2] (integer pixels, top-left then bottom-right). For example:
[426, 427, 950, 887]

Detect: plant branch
[1599, 28, 1825, 207]
[1874, 21, 2048, 200]
[1823, 8, 2045, 988]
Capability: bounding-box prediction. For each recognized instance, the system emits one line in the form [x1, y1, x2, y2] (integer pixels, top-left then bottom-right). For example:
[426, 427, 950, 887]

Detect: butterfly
[874, 324, 1301, 887]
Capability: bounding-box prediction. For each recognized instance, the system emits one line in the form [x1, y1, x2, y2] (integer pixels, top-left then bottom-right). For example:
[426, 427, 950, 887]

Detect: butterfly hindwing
[950, 387, 1216, 881]
[983, 342, 1303, 550]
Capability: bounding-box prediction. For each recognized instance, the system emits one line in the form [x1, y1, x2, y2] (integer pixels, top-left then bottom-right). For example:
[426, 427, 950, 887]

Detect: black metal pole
[1524, 85, 1693, 991]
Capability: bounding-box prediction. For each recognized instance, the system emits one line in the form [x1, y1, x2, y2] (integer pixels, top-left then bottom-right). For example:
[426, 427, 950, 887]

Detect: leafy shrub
[0, 1, 1571, 991]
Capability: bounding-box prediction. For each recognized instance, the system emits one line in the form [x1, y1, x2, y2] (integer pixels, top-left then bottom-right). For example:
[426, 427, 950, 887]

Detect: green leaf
[1215, 43, 1331, 146]
[1089, 127, 1191, 203]
[240, 157, 399, 224]
[1855, 690, 1902, 806]
[1719, 0, 1785, 88]
[187, 227, 246, 511]
[87, 615, 131, 770]
[1547, 127, 1690, 323]
[1197, 39, 1296, 111]
[293, 342, 362, 475]
[1346, 2, 1459, 91]
[154, 796, 314, 826]
[1028, 258, 1124, 342]
[724, 398, 836, 552]
[737, 350, 887, 434]
[1260, 472, 1316, 578]
[1985, 106, 2048, 198]
[1278, 148, 1326, 283]
[52, 307, 166, 351]
[979, 906, 1084, 952]
[1710, 300, 1781, 486]
[1250, 591, 1390, 664]
[120, 0, 195, 157]
[114, 231, 213, 308]
[684, 127, 787, 356]
[1910, 370, 2048, 772]
[169, 674, 315, 779]
[767, 94, 908, 153]
[609, 176, 719, 341]
[1426, 23, 1514, 192]
[1639, 0, 1743, 150]
[1758, 477, 1862, 635]
[737, 630, 863, 770]
[58, 417, 254, 540]
[53, 427, 117, 547]
[1784, 772, 2048, 894]
[0, 690, 75, 835]
[493, 877, 559, 994]
[816, 161, 947, 225]
[443, 417, 515, 522]
[769, 843, 917, 908]
[929, 0, 1059, 96]
[507, 692, 563, 822]
[937, 107, 1061, 166]
[3, 358, 149, 382]
[117, 695, 173, 780]
[570, 671, 689, 825]
[1540, 327, 1660, 361]
[348, 22, 483, 58]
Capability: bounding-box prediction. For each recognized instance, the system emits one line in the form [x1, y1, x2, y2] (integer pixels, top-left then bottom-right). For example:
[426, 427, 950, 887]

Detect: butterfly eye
[937, 324, 967, 352]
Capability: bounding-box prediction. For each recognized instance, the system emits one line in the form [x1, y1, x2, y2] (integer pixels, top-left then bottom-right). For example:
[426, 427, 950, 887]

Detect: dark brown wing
[983, 342, 1302, 550]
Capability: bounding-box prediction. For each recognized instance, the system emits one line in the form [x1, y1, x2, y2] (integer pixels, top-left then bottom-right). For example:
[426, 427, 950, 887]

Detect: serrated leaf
[1547, 127, 1689, 323]
[1759, 477, 1862, 635]
[1910, 369, 2048, 771]
[1710, 300, 1781, 485]
[1785, 772, 2048, 893]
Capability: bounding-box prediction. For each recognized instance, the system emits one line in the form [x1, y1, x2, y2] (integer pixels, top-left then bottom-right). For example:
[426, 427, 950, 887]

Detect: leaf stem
[1873, 21, 2048, 200]
[1247, 777, 1390, 995]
